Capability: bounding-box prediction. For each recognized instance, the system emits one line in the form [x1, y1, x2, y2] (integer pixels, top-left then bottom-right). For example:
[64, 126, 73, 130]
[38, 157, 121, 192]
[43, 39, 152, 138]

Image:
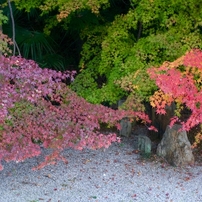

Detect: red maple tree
[148, 49, 202, 146]
[0, 56, 151, 170]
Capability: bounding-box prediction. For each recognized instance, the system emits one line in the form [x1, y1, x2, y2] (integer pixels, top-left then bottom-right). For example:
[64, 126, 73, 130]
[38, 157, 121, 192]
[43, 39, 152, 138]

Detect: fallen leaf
[184, 177, 191, 181]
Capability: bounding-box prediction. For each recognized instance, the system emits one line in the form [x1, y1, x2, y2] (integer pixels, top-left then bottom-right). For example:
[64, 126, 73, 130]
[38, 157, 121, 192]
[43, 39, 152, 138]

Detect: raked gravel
[0, 136, 202, 202]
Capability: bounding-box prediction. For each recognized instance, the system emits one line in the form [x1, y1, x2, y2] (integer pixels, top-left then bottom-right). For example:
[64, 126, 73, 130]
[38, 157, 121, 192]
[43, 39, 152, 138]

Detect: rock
[157, 124, 195, 166]
[119, 117, 132, 137]
[118, 99, 132, 137]
[137, 135, 152, 158]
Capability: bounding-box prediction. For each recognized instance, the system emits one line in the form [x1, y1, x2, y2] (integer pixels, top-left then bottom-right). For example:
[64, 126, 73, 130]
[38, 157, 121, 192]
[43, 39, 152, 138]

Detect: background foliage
[1, 0, 200, 106]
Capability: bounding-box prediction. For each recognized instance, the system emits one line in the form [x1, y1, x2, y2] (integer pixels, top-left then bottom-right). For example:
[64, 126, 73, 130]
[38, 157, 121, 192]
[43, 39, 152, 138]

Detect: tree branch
[8, 0, 21, 56]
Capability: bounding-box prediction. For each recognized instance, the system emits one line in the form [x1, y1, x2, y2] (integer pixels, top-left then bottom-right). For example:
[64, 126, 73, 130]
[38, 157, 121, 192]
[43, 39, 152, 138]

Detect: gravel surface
[0, 136, 202, 202]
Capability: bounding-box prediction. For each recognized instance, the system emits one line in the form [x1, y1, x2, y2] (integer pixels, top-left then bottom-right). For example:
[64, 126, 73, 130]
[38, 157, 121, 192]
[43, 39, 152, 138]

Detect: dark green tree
[1, 0, 82, 70]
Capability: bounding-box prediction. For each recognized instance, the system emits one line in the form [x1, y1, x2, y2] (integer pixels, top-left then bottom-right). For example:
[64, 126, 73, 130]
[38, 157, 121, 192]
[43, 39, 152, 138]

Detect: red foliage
[184, 49, 202, 70]
[148, 49, 202, 132]
[0, 56, 151, 170]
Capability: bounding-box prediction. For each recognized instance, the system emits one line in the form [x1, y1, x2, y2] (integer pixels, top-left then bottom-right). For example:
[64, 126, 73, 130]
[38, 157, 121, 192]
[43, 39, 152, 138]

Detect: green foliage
[14, 27, 66, 70]
[0, 30, 13, 56]
[0, 9, 8, 25]
[10, 0, 202, 106]
[70, 67, 100, 103]
[15, 28, 55, 59]
[118, 94, 145, 112]
[71, 0, 202, 105]
[12, 0, 43, 12]
[0, 8, 12, 55]
[8, 100, 37, 119]
[116, 69, 158, 101]
[0, 100, 37, 141]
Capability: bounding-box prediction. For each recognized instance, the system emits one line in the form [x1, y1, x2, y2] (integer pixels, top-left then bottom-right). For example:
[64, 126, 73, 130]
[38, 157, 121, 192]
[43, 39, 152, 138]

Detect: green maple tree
[5, 0, 202, 106]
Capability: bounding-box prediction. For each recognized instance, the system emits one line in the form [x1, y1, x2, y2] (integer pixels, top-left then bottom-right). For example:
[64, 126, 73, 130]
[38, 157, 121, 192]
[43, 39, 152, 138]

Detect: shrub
[0, 56, 151, 170]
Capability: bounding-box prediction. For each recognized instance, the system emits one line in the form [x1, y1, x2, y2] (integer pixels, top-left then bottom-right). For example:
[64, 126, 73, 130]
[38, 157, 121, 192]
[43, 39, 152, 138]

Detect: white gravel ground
[0, 136, 202, 202]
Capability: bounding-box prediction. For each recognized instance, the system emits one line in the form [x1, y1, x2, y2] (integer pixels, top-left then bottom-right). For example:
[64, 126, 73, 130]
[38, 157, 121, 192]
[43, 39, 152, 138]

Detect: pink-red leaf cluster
[0, 56, 151, 170]
[148, 49, 202, 132]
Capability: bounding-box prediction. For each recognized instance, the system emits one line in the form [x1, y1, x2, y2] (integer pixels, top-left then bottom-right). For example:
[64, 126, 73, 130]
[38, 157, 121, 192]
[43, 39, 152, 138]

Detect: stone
[137, 135, 152, 158]
[157, 124, 195, 166]
[118, 99, 132, 137]
[119, 117, 132, 137]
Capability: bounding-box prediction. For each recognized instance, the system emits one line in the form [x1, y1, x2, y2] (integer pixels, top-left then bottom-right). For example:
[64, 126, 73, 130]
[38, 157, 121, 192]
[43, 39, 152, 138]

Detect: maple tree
[148, 49, 202, 147]
[0, 55, 151, 171]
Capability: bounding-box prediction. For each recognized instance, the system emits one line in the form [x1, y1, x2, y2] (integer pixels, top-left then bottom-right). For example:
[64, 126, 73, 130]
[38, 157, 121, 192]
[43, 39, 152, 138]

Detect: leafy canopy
[9, 0, 202, 106]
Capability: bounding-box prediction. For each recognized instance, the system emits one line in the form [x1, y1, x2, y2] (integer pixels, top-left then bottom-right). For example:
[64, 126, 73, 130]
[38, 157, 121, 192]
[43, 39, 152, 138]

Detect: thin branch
[14, 39, 21, 56]
[8, 0, 21, 56]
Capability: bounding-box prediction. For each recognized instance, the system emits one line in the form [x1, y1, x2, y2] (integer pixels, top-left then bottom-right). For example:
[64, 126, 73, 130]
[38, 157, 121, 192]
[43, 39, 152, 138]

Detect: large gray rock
[157, 124, 195, 166]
